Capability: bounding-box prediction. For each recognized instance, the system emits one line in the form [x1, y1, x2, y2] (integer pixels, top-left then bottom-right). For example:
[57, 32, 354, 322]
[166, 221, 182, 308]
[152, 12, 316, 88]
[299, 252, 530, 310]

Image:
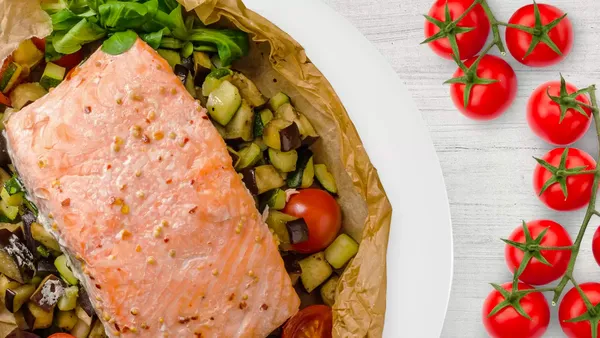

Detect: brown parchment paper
[0, 0, 393, 336]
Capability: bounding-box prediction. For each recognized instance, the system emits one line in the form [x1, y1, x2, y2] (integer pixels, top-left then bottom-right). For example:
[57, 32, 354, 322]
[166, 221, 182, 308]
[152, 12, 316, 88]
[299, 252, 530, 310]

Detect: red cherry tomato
[31, 37, 46, 52]
[527, 81, 592, 145]
[593, 227, 600, 266]
[504, 220, 572, 285]
[424, 0, 490, 60]
[54, 50, 84, 70]
[0, 92, 10, 107]
[449, 54, 518, 120]
[48, 334, 76, 338]
[482, 282, 550, 338]
[559, 283, 600, 338]
[506, 4, 573, 67]
[533, 148, 596, 211]
[282, 189, 342, 254]
[282, 305, 332, 338]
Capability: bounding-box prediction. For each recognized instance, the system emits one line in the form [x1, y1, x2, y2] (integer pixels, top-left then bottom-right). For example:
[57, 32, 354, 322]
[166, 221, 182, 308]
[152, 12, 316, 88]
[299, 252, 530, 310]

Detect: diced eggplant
[75, 305, 92, 326]
[320, 276, 339, 307]
[54, 255, 78, 285]
[173, 64, 188, 85]
[57, 286, 78, 311]
[268, 148, 298, 173]
[180, 55, 195, 75]
[240, 168, 258, 195]
[230, 72, 267, 107]
[25, 302, 53, 329]
[70, 318, 91, 338]
[0, 223, 23, 238]
[20, 212, 37, 255]
[36, 259, 58, 277]
[0, 230, 36, 283]
[224, 100, 254, 142]
[263, 119, 302, 152]
[227, 147, 240, 168]
[88, 318, 108, 338]
[299, 252, 332, 293]
[286, 148, 313, 189]
[30, 222, 60, 252]
[56, 310, 78, 330]
[324, 234, 359, 269]
[296, 113, 320, 145]
[286, 219, 309, 244]
[265, 189, 286, 210]
[266, 211, 297, 249]
[201, 68, 233, 97]
[253, 108, 273, 138]
[235, 143, 261, 171]
[241, 165, 284, 194]
[207, 80, 242, 126]
[76, 288, 94, 319]
[314, 164, 338, 194]
[29, 274, 64, 311]
[5, 284, 35, 313]
[193, 51, 212, 86]
[0, 274, 20, 302]
[268, 92, 290, 111]
[9, 83, 47, 111]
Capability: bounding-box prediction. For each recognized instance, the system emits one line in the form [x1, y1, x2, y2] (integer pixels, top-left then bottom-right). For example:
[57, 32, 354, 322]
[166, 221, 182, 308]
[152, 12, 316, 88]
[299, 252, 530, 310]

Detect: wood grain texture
[321, 0, 600, 336]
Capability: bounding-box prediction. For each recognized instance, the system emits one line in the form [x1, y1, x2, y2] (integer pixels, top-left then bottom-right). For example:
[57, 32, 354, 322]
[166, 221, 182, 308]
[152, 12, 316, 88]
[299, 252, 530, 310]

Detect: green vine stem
[479, 0, 506, 55]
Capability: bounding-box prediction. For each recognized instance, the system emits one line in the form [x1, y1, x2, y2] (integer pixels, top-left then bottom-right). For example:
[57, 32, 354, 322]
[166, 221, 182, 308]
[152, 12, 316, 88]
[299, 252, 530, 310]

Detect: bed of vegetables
[0, 1, 360, 337]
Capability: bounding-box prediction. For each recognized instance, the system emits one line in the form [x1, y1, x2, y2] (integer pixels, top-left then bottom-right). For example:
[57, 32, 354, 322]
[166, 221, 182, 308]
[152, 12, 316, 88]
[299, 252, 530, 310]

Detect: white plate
[243, 0, 454, 336]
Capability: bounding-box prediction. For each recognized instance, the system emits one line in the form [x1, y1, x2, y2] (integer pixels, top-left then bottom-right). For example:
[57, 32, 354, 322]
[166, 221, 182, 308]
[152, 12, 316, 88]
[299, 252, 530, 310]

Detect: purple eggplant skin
[5, 328, 41, 338]
[77, 287, 95, 317]
[286, 219, 309, 245]
[0, 229, 36, 283]
[240, 168, 259, 195]
[5, 288, 16, 313]
[22, 306, 35, 333]
[36, 259, 58, 276]
[29, 275, 64, 311]
[20, 211, 37, 255]
[280, 123, 301, 152]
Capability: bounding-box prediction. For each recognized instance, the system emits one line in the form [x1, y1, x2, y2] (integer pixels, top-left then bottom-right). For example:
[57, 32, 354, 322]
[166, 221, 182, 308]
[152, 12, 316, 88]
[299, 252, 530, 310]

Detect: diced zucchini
[227, 147, 240, 168]
[207, 80, 242, 126]
[253, 108, 273, 138]
[201, 68, 233, 96]
[275, 103, 298, 122]
[268, 92, 290, 111]
[263, 119, 301, 152]
[235, 143, 261, 170]
[31, 222, 60, 252]
[230, 72, 267, 107]
[9, 83, 47, 110]
[0, 189, 23, 207]
[266, 211, 297, 247]
[56, 310, 78, 330]
[75, 304, 92, 326]
[324, 234, 359, 269]
[320, 276, 339, 307]
[157, 49, 181, 69]
[181, 41, 194, 58]
[211, 54, 224, 68]
[57, 286, 78, 311]
[255, 165, 285, 194]
[54, 255, 78, 285]
[5, 283, 35, 312]
[299, 252, 332, 293]
[268, 149, 298, 173]
[301, 156, 315, 189]
[296, 113, 320, 145]
[224, 100, 254, 141]
[265, 189, 286, 210]
[27, 302, 53, 329]
[88, 318, 108, 338]
[70, 318, 91, 338]
[314, 164, 338, 194]
[213, 122, 227, 138]
[13, 40, 43, 70]
[0, 63, 22, 94]
[39, 62, 66, 90]
[254, 137, 268, 151]
[193, 51, 212, 85]
[287, 148, 313, 188]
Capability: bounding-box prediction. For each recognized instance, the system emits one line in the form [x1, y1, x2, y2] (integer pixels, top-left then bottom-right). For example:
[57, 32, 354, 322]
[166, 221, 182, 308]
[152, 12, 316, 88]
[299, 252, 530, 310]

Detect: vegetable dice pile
[423, 1, 600, 337]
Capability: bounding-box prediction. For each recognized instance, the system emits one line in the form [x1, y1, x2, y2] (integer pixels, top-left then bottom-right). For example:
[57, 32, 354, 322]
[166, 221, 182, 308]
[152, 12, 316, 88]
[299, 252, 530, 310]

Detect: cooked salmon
[5, 39, 300, 337]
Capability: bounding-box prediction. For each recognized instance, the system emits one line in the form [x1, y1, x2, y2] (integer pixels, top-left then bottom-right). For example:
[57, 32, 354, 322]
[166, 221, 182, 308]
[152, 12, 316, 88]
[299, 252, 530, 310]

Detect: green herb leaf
[53, 18, 106, 54]
[193, 44, 218, 53]
[102, 30, 138, 55]
[140, 28, 166, 50]
[98, 2, 149, 29]
[168, 5, 188, 40]
[158, 0, 178, 12]
[4, 176, 23, 195]
[160, 37, 184, 49]
[188, 28, 249, 66]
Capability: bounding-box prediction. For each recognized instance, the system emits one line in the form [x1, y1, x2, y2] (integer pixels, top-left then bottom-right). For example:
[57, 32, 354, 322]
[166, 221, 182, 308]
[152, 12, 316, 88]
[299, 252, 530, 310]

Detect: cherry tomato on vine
[559, 283, 600, 338]
[282, 305, 332, 338]
[504, 220, 572, 285]
[533, 148, 596, 211]
[482, 282, 550, 338]
[593, 227, 600, 266]
[424, 0, 490, 60]
[527, 81, 592, 146]
[505, 3, 573, 67]
[282, 189, 342, 254]
[449, 54, 517, 120]
[48, 334, 76, 338]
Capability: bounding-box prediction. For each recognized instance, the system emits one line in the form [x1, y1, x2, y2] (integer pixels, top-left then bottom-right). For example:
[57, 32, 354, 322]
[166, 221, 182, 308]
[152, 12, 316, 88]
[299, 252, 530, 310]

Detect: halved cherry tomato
[593, 226, 600, 266]
[504, 220, 572, 285]
[527, 80, 592, 145]
[54, 50, 84, 70]
[282, 305, 332, 338]
[0, 92, 11, 107]
[424, 0, 490, 60]
[282, 189, 342, 254]
[48, 334, 76, 338]
[31, 37, 46, 53]
[559, 283, 600, 338]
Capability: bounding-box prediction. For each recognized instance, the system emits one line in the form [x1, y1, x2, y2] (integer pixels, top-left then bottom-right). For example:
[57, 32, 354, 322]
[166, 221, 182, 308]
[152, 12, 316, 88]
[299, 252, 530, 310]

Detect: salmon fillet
[5, 39, 300, 337]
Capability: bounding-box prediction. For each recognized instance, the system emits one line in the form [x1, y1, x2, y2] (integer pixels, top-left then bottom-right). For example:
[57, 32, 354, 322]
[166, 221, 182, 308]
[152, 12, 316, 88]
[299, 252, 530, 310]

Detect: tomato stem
[535, 245, 573, 251]
[479, 0, 506, 54]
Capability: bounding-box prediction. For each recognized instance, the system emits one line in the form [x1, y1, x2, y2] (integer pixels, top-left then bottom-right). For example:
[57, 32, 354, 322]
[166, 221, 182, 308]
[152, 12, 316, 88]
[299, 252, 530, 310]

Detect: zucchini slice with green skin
[314, 164, 338, 194]
[265, 188, 287, 210]
[299, 252, 332, 293]
[235, 143, 262, 171]
[287, 148, 313, 188]
[301, 157, 315, 188]
[268, 92, 290, 111]
[207, 80, 241, 126]
[225, 100, 254, 142]
[201, 68, 233, 96]
[241, 165, 285, 195]
[57, 286, 79, 311]
[230, 72, 267, 107]
[0, 63, 22, 94]
[296, 113, 320, 145]
[266, 210, 297, 248]
[324, 234, 359, 269]
[54, 255, 78, 285]
[253, 108, 274, 138]
[263, 119, 302, 152]
[320, 275, 339, 307]
[39, 62, 66, 90]
[157, 49, 181, 69]
[268, 148, 298, 173]
[9, 83, 47, 111]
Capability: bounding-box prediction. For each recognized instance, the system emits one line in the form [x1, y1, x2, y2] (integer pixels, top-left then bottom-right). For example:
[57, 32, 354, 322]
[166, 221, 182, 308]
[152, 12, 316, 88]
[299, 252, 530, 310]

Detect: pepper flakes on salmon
[5, 38, 299, 337]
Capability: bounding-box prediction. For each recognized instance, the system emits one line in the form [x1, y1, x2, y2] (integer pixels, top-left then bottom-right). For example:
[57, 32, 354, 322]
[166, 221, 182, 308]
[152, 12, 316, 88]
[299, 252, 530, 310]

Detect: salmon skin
[5, 39, 300, 337]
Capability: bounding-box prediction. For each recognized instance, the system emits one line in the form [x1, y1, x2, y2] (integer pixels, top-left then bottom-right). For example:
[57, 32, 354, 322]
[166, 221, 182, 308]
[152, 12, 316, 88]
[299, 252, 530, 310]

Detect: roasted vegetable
[268, 149, 298, 173]
[299, 252, 332, 293]
[5, 284, 35, 313]
[227, 146, 240, 168]
[157, 49, 181, 69]
[202, 68, 233, 97]
[268, 92, 290, 111]
[57, 286, 78, 311]
[286, 219, 309, 245]
[235, 143, 261, 171]
[266, 211, 296, 249]
[39, 63, 66, 90]
[76, 288, 94, 319]
[54, 255, 78, 285]
[24, 302, 53, 330]
[192, 51, 212, 86]
[320, 275, 339, 307]
[253, 108, 274, 138]
[264, 189, 286, 210]
[0, 63, 22, 94]
[70, 318, 91, 338]
[36, 259, 58, 277]
[13, 40, 43, 70]
[9, 83, 47, 111]
[0, 275, 20, 304]
[314, 164, 338, 194]
[29, 274, 64, 311]
[56, 310, 78, 330]
[5, 328, 41, 338]
[324, 234, 359, 269]
[88, 319, 108, 338]
[230, 72, 267, 107]
[207, 80, 242, 126]
[0, 230, 36, 283]
[263, 119, 302, 152]
[224, 100, 254, 142]
[74, 305, 92, 326]
[30, 223, 60, 252]
[286, 148, 314, 189]
[241, 165, 285, 195]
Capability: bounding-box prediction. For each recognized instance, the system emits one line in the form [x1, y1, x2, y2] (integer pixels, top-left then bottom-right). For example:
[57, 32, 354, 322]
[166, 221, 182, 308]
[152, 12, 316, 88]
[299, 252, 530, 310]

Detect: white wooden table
[322, 0, 600, 336]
